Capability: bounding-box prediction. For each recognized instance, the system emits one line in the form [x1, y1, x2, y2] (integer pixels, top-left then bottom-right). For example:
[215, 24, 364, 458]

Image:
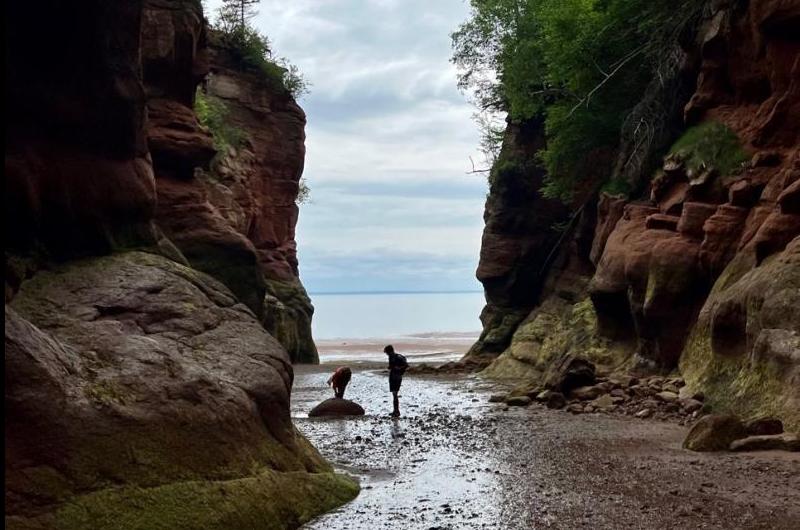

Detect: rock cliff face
[467, 118, 570, 360]
[5, 1, 350, 527]
[140, 1, 318, 363]
[470, 0, 800, 429]
[6, 0, 156, 261]
[202, 41, 318, 364]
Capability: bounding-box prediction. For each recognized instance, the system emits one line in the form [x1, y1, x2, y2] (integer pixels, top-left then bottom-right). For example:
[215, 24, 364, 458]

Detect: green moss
[177, 241, 266, 314]
[680, 327, 798, 431]
[600, 177, 631, 198]
[84, 381, 128, 406]
[669, 121, 749, 176]
[482, 297, 634, 381]
[33, 470, 358, 530]
[194, 88, 245, 154]
[262, 278, 318, 363]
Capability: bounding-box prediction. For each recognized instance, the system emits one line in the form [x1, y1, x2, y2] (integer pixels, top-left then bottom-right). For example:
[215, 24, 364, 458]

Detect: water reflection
[293, 365, 510, 529]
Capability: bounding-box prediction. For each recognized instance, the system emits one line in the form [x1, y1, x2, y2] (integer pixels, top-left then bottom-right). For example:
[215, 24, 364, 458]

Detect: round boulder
[309, 398, 365, 417]
[683, 414, 746, 452]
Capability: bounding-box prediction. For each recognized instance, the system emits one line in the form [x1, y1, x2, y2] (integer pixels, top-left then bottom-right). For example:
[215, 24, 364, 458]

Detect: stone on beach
[729, 433, 799, 452]
[309, 398, 366, 417]
[543, 355, 596, 394]
[505, 396, 533, 407]
[744, 417, 784, 436]
[683, 415, 746, 452]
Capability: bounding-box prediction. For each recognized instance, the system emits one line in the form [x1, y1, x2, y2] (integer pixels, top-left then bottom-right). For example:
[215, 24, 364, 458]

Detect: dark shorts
[389, 374, 402, 393]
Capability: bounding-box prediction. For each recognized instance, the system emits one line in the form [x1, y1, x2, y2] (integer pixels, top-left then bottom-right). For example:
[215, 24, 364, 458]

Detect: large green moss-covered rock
[5, 251, 357, 528]
[482, 296, 633, 382]
[683, 415, 747, 452]
[679, 238, 800, 431]
[263, 278, 318, 364]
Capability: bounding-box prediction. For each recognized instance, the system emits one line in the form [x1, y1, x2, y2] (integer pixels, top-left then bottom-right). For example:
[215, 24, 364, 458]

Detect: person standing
[327, 366, 352, 399]
[384, 345, 408, 417]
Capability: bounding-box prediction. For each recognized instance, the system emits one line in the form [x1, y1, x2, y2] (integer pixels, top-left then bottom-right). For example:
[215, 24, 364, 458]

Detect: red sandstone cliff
[4, 0, 352, 526]
[141, 2, 318, 363]
[470, 0, 800, 428]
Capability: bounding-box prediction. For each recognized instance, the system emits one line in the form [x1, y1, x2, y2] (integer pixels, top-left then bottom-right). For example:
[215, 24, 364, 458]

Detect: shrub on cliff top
[211, 3, 308, 99]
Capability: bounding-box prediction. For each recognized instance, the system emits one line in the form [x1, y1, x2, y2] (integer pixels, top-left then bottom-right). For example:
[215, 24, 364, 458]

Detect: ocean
[310, 291, 485, 364]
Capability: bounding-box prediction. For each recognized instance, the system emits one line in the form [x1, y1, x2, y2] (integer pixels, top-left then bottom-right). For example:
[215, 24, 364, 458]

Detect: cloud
[205, 0, 486, 292]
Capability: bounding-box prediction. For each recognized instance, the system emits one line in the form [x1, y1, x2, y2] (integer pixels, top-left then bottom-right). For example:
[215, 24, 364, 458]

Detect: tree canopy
[452, 0, 705, 200]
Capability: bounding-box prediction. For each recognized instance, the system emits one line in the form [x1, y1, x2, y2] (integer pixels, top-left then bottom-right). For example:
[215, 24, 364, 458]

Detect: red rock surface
[5, 0, 156, 258]
[471, 0, 799, 428]
[204, 42, 317, 363]
[139, 2, 317, 361]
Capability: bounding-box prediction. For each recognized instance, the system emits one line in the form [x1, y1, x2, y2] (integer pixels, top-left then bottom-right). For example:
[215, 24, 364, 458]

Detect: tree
[452, 0, 706, 201]
[217, 0, 260, 33]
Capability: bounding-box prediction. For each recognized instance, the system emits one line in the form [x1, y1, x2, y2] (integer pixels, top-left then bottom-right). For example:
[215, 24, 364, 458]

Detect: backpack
[391, 353, 408, 373]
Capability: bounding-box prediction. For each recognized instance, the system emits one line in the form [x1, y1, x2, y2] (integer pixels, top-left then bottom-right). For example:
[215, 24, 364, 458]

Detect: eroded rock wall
[139, 1, 318, 363]
[203, 42, 318, 363]
[5, 0, 155, 260]
[471, 0, 800, 429]
[466, 118, 571, 360]
[5, 0, 351, 527]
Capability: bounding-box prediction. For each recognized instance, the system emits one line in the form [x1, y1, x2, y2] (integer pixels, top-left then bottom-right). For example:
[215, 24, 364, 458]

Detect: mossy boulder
[679, 239, 800, 431]
[5, 251, 357, 527]
[309, 398, 365, 417]
[683, 415, 747, 452]
[481, 296, 633, 383]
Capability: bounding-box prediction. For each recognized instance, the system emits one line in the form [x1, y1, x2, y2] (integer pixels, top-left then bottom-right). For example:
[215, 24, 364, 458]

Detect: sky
[207, 0, 487, 293]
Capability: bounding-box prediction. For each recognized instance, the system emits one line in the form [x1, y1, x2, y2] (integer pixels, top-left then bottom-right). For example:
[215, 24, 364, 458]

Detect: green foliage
[669, 121, 749, 176]
[489, 156, 525, 188]
[211, 3, 309, 99]
[194, 88, 244, 152]
[453, 0, 705, 200]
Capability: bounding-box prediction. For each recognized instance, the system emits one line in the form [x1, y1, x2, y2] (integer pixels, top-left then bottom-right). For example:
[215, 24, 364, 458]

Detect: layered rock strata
[141, 0, 318, 362]
[470, 0, 800, 429]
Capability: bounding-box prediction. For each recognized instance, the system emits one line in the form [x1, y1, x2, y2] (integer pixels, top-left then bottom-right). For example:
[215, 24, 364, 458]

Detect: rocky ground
[293, 366, 800, 530]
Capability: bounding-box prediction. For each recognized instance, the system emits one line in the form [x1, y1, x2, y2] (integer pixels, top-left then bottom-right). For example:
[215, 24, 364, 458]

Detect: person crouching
[327, 366, 352, 399]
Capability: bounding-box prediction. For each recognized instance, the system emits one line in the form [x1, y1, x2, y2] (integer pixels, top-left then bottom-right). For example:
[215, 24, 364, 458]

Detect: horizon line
[308, 289, 484, 296]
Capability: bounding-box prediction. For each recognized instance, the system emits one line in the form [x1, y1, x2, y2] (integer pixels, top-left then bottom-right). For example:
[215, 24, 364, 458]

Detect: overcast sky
[207, 0, 486, 293]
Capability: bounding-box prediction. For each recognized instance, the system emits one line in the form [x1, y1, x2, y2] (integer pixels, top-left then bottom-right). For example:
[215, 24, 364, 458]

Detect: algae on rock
[482, 295, 634, 384]
[679, 239, 800, 431]
[5, 251, 356, 527]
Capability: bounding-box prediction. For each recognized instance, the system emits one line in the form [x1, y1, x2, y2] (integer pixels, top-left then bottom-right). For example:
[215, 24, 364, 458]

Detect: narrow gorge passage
[6, 0, 800, 529]
[294, 366, 800, 529]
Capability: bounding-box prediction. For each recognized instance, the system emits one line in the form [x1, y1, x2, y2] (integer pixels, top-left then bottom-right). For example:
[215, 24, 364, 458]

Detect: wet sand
[294, 365, 800, 529]
[315, 333, 477, 365]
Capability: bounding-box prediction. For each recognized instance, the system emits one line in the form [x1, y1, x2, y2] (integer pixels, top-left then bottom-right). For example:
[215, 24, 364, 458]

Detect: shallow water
[293, 366, 510, 529]
[294, 365, 800, 529]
